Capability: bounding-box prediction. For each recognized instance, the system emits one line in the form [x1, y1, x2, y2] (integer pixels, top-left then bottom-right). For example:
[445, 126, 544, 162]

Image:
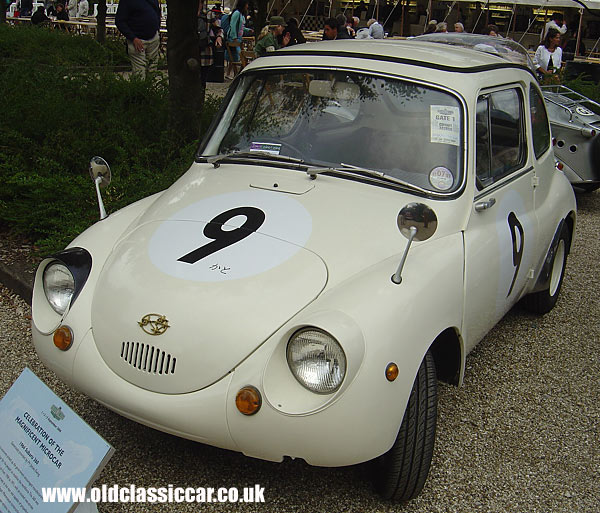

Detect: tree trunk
[1, 1, 7, 24]
[255, 0, 268, 41]
[96, 0, 107, 44]
[167, 0, 202, 140]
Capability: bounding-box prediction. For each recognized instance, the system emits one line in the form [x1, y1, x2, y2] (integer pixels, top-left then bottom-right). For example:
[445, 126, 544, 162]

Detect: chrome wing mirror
[392, 203, 438, 284]
[89, 156, 111, 220]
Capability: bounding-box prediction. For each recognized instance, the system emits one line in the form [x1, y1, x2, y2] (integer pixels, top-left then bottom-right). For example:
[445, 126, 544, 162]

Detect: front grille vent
[120, 341, 176, 375]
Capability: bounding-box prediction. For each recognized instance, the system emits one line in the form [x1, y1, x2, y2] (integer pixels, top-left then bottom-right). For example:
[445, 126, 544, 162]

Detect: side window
[476, 88, 527, 188]
[530, 84, 551, 159]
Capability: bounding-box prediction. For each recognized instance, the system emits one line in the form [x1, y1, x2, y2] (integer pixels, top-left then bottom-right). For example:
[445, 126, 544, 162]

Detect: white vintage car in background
[32, 39, 576, 501]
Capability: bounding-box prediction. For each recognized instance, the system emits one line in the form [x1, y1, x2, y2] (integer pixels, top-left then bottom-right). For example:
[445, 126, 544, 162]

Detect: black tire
[374, 350, 437, 502]
[521, 225, 570, 314]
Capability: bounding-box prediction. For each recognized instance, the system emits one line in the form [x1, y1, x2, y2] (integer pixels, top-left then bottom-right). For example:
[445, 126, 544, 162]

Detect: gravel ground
[1, 189, 599, 513]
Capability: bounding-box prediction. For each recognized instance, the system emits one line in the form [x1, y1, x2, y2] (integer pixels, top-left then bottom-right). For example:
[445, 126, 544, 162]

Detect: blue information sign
[0, 368, 114, 513]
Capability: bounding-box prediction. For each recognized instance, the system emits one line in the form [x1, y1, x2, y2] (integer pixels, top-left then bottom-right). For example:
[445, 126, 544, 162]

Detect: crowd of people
[12, 0, 579, 85]
[13, 0, 89, 20]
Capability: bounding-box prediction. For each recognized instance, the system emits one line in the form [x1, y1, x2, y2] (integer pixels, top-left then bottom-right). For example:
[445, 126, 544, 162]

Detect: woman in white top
[534, 28, 563, 76]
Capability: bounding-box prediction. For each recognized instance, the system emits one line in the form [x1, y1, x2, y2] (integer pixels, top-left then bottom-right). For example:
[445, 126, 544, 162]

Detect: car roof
[271, 38, 529, 74]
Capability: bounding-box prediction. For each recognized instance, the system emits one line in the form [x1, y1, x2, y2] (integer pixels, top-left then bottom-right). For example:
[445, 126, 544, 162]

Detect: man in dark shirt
[323, 17, 352, 40]
[31, 5, 50, 24]
[19, 0, 34, 16]
[116, 0, 161, 78]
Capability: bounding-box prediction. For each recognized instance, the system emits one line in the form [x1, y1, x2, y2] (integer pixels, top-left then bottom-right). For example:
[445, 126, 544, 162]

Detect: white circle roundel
[429, 166, 454, 191]
[148, 190, 312, 282]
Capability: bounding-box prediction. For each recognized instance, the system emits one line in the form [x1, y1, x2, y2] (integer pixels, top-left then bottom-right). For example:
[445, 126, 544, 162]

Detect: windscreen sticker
[250, 142, 282, 155]
[430, 106, 460, 146]
[148, 190, 312, 282]
[429, 167, 454, 191]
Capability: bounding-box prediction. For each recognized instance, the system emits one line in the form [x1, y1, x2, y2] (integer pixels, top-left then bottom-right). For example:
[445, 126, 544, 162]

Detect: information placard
[0, 368, 114, 513]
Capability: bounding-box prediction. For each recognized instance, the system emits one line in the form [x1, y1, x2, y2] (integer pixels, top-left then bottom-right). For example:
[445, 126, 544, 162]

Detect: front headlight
[287, 328, 346, 394]
[43, 262, 75, 315]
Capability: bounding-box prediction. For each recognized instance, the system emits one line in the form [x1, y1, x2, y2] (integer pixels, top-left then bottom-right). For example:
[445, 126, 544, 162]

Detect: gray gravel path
[1, 190, 599, 512]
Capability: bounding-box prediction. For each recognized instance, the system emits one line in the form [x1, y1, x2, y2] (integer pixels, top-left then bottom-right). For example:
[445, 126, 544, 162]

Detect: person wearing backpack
[224, 0, 250, 77]
[198, 0, 223, 89]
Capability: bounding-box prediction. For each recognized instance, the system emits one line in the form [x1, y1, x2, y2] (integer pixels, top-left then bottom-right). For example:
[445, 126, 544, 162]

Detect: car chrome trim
[47, 247, 92, 306]
[474, 166, 534, 200]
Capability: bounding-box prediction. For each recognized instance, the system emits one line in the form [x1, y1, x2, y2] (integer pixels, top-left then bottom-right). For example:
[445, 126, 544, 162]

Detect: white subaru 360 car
[32, 39, 576, 501]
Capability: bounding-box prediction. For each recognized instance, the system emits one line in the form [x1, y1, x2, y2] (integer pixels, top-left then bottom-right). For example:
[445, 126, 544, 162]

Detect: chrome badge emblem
[138, 314, 170, 336]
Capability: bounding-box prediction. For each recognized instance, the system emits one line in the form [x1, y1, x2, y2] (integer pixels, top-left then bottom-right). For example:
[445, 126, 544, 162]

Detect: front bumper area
[32, 321, 410, 467]
[35, 326, 239, 451]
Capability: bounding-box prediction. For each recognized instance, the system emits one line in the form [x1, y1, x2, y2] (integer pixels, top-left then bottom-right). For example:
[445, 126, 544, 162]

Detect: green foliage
[563, 75, 600, 105]
[0, 25, 222, 254]
[0, 23, 129, 66]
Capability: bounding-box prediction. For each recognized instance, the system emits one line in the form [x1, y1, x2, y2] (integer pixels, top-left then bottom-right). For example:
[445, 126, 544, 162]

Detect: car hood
[90, 163, 466, 394]
[92, 216, 327, 394]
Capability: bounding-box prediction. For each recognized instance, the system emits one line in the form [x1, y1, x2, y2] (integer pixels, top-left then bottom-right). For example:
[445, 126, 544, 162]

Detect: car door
[463, 86, 540, 353]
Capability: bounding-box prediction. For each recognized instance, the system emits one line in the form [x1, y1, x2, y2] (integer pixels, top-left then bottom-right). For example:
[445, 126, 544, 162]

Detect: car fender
[31, 192, 163, 382]
[225, 232, 464, 466]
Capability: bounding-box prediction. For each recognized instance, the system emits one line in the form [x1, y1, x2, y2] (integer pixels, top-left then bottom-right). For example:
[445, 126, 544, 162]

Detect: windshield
[203, 69, 465, 194]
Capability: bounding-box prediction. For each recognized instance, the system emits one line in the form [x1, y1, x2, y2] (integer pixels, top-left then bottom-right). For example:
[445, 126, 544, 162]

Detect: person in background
[544, 12, 567, 39]
[31, 5, 50, 24]
[77, 0, 88, 16]
[563, 29, 586, 60]
[282, 17, 305, 47]
[254, 16, 290, 56]
[67, 0, 76, 18]
[19, 0, 33, 16]
[435, 21, 448, 32]
[45, 1, 57, 16]
[208, 2, 222, 21]
[423, 19, 437, 34]
[367, 18, 384, 39]
[323, 17, 340, 40]
[345, 14, 355, 38]
[198, 0, 223, 89]
[355, 0, 367, 18]
[335, 13, 352, 38]
[225, 0, 250, 70]
[535, 27, 563, 77]
[55, 2, 69, 22]
[482, 24, 499, 36]
[454, 22, 464, 33]
[115, 0, 161, 79]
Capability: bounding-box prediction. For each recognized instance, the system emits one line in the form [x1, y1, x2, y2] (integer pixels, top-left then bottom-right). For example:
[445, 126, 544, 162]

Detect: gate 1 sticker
[429, 166, 454, 191]
[250, 142, 282, 155]
[430, 105, 460, 146]
[148, 190, 312, 282]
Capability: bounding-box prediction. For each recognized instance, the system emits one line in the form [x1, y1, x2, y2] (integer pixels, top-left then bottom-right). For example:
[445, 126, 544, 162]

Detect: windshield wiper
[203, 151, 305, 168]
[308, 162, 427, 193]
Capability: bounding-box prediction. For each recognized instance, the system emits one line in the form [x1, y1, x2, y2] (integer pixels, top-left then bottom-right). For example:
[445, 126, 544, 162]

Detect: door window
[530, 85, 551, 159]
[476, 88, 526, 188]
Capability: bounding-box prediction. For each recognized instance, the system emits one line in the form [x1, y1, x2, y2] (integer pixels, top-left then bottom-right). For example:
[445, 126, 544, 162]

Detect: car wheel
[522, 225, 570, 314]
[374, 350, 437, 502]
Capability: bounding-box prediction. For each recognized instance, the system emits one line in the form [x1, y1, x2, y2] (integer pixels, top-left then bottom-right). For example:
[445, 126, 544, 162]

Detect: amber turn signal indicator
[385, 362, 399, 382]
[53, 325, 73, 351]
[236, 386, 262, 416]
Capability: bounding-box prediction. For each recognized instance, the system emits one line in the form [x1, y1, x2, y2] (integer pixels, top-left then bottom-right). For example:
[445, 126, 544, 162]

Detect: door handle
[474, 198, 496, 212]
